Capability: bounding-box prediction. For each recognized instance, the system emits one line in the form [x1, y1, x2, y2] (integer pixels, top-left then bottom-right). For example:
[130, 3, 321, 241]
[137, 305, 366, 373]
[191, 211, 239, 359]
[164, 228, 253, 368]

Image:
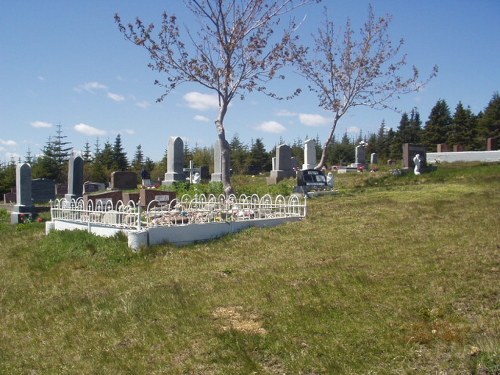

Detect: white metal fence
[49, 193, 307, 230]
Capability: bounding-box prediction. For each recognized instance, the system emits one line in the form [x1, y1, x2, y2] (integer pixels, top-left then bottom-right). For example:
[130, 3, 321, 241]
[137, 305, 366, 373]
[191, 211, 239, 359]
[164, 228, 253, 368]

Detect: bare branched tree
[115, 0, 318, 194]
[293, 5, 438, 169]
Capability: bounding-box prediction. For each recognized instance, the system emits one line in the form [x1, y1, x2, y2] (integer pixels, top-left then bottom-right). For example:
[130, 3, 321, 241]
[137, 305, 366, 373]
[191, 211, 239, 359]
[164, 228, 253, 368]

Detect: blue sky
[1, 0, 499, 164]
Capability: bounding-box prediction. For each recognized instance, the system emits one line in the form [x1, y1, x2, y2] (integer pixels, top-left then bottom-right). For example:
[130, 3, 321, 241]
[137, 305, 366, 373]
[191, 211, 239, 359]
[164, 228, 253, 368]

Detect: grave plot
[46, 193, 307, 250]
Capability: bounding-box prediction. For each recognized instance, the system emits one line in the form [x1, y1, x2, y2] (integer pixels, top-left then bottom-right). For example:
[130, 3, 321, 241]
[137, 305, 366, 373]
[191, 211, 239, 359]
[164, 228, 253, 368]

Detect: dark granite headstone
[32, 178, 55, 202]
[402, 143, 427, 170]
[110, 171, 138, 190]
[66, 155, 84, 200]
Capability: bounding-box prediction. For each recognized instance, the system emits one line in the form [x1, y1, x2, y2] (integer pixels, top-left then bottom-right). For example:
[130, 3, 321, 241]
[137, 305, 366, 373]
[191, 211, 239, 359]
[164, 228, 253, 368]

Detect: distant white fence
[427, 150, 500, 164]
[47, 194, 307, 249]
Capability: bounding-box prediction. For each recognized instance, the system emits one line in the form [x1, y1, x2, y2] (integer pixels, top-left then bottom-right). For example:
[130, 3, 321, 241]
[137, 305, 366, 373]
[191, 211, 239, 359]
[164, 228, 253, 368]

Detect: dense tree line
[0, 93, 498, 196]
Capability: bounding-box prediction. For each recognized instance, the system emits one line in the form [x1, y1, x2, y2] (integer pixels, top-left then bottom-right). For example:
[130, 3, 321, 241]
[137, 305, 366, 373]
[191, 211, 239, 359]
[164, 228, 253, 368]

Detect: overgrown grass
[0, 163, 498, 374]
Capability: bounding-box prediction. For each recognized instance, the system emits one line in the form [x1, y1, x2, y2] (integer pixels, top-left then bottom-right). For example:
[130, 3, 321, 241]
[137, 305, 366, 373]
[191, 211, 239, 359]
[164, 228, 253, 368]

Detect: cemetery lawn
[0, 163, 499, 374]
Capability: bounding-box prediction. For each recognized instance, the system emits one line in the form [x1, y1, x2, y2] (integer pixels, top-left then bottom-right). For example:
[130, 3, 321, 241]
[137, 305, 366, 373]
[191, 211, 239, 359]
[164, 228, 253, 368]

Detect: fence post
[137, 203, 142, 231]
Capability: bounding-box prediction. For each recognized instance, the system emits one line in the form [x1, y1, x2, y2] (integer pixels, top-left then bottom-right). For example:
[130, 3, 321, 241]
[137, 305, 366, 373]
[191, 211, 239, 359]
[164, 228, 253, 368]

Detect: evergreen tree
[375, 120, 390, 160]
[476, 92, 500, 147]
[151, 146, 168, 182]
[330, 132, 354, 165]
[82, 142, 93, 162]
[95, 141, 114, 171]
[229, 134, 249, 175]
[248, 138, 269, 175]
[448, 102, 477, 150]
[32, 155, 60, 181]
[24, 148, 33, 164]
[51, 124, 73, 166]
[131, 144, 145, 172]
[112, 134, 128, 171]
[397, 112, 412, 144]
[422, 99, 452, 150]
[409, 108, 422, 143]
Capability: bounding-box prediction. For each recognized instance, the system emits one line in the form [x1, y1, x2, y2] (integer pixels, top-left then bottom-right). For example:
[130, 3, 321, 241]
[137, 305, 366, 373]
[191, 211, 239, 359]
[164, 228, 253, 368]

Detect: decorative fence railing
[49, 193, 307, 231]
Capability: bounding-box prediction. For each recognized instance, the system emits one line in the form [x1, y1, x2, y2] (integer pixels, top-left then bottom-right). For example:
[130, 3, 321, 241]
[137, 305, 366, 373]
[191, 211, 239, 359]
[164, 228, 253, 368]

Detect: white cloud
[30, 121, 53, 128]
[37, 76, 46, 82]
[74, 123, 107, 136]
[183, 92, 219, 111]
[107, 92, 125, 102]
[194, 115, 210, 122]
[136, 100, 150, 109]
[256, 121, 286, 134]
[123, 129, 135, 135]
[299, 113, 331, 127]
[276, 109, 297, 117]
[0, 139, 17, 146]
[347, 126, 360, 134]
[75, 81, 108, 93]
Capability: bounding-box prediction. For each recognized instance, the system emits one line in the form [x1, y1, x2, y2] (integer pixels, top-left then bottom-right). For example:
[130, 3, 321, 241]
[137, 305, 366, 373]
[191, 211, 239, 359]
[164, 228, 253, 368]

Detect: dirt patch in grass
[213, 306, 267, 335]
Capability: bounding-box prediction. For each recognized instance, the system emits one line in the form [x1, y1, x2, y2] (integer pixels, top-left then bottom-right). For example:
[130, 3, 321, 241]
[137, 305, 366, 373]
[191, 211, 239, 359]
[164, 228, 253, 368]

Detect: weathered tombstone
[487, 138, 497, 151]
[355, 142, 367, 165]
[211, 139, 222, 182]
[11, 163, 36, 224]
[4, 188, 16, 204]
[163, 136, 185, 186]
[141, 168, 151, 186]
[65, 155, 84, 200]
[370, 153, 378, 165]
[32, 178, 56, 203]
[267, 144, 294, 184]
[55, 183, 68, 197]
[302, 139, 317, 170]
[110, 171, 137, 190]
[402, 143, 427, 170]
[139, 189, 177, 208]
[83, 181, 106, 194]
[437, 143, 450, 153]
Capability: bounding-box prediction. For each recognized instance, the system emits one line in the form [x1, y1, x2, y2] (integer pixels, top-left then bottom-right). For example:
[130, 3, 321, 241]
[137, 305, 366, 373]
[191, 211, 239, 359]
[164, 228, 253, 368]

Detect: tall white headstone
[302, 139, 317, 170]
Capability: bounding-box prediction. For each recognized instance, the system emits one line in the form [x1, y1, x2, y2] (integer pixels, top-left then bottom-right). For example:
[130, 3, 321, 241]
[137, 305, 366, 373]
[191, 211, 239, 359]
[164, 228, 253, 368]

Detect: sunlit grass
[0, 163, 499, 374]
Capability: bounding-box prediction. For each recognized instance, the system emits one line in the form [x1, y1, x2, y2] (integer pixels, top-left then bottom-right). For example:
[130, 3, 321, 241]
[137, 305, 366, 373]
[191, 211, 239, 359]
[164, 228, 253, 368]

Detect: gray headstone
[211, 139, 222, 182]
[276, 144, 292, 171]
[66, 155, 84, 200]
[370, 153, 378, 165]
[355, 143, 367, 165]
[163, 136, 185, 185]
[267, 144, 294, 184]
[11, 163, 36, 224]
[302, 139, 317, 170]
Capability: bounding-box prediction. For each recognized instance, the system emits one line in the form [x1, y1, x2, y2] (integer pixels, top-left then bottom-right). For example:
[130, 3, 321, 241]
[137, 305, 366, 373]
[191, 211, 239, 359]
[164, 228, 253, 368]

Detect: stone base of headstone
[266, 170, 293, 185]
[210, 173, 222, 183]
[10, 204, 36, 224]
[162, 172, 184, 186]
[64, 194, 79, 202]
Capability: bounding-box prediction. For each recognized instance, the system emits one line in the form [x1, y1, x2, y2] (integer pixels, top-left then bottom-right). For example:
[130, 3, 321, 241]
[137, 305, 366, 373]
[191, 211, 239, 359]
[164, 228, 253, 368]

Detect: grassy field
[0, 163, 498, 374]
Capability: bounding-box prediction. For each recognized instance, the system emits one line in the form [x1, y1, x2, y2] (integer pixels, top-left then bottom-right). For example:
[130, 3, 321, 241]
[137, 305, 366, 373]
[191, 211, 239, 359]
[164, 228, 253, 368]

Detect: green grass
[0, 163, 499, 374]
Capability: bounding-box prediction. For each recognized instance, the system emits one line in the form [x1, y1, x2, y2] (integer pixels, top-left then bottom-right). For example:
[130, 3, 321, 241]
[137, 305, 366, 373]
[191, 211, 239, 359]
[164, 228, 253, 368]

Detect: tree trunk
[315, 116, 340, 169]
[215, 102, 234, 196]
